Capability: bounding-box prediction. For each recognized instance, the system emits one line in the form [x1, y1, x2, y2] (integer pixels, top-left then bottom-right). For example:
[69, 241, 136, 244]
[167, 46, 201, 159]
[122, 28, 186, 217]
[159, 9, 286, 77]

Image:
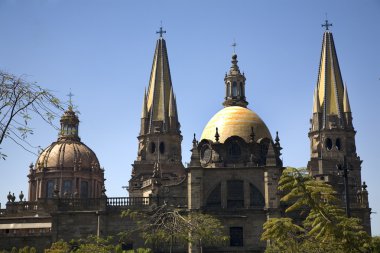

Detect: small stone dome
[201, 106, 272, 143]
[28, 106, 105, 200]
[36, 140, 100, 170]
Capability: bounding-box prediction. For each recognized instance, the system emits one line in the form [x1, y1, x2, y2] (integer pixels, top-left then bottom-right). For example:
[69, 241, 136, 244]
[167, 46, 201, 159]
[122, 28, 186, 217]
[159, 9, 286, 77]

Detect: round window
[201, 145, 212, 164]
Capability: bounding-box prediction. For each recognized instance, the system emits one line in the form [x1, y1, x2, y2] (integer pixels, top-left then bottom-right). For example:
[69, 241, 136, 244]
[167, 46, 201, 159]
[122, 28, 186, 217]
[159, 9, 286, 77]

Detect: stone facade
[0, 26, 371, 253]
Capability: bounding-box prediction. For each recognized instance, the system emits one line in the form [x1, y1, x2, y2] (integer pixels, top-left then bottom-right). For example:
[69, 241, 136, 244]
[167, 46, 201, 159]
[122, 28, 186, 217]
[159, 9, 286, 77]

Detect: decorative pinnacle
[250, 127, 255, 142]
[215, 127, 220, 142]
[156, 24, 166, 38]
[322, 19, 332, 30]
[193, 133, 197, 148]
[362, 182, 367, 191]
[275, 131, 280, 143]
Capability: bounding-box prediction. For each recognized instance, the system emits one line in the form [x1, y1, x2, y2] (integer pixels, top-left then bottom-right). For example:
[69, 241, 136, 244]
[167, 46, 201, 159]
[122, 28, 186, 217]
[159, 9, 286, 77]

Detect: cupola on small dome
[28, 105, 105, 200]
[200, 54, 272, 143]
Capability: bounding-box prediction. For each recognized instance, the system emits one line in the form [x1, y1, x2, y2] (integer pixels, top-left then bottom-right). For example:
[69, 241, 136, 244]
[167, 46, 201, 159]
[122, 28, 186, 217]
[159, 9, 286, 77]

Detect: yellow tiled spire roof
[314, 30, 345, 125]
[146, 36, 174, 122]
[343, 84, 351, 113]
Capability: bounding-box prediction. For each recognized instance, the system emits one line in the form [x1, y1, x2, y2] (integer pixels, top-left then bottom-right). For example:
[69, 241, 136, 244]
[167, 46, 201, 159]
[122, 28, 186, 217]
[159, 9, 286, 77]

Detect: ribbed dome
[36, 140, 100, 170]
[201, 106, 272, 143]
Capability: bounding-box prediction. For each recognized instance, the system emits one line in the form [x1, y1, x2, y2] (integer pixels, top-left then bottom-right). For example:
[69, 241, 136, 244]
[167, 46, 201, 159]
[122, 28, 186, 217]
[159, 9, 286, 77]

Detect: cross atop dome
[231, 40, 237, 54]
[67, 91, 74, 109]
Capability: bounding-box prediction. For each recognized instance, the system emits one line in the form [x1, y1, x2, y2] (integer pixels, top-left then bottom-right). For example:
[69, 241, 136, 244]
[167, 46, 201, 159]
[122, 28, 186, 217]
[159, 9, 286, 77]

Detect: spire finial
[156, 22, 166, 38]
[231, 39, 237, 54]
[215, 127, 220, 143]
[192, 133, 197, 148]
[322, 19, 332, 31]
[250, 127, 255, 142]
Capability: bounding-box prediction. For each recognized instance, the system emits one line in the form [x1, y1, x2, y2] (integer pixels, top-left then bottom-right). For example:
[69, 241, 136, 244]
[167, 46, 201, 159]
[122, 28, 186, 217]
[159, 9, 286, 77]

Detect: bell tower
[129, 27, 185, 197]
[307, 21, 371, 233]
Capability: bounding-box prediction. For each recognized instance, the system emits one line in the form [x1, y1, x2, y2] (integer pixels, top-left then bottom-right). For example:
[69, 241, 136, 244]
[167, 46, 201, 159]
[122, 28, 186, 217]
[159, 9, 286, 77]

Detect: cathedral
[0, 23, 371, 252]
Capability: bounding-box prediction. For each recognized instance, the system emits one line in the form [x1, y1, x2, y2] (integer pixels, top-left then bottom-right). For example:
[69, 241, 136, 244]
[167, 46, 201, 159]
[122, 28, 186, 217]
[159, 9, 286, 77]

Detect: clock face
[201, 145, 212, 164]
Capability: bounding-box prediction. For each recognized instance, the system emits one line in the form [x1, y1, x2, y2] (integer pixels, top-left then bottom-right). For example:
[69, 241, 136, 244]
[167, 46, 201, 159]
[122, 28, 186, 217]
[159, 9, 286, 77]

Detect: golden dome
[201, 106, 272, 143]
[36, 140, 100, 170]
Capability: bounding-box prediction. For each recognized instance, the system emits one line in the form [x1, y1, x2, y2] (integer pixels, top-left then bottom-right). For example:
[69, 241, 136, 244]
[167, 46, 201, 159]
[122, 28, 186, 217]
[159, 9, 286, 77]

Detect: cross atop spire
[156, 23, 166, 38]
[231, 40, 237, 54]
[322, 19, 333, 30]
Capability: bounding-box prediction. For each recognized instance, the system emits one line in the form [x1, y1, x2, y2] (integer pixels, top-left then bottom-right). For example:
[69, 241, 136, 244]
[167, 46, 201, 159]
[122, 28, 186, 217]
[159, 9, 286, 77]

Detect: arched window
[226, 82, 230, 97]
[232, 82, 237, 97]
[335, 138, 341, 150]
[46, 181, 54, 198]
[206, 183, 221, 207]
[227, 180, 244, 208]
[150, 142, 156, 153]
[250, 184, 265, 207]
[240, 82, 244, 96]
[325, 138, 333, 150]
[228, 141, 241, 161]
[159, 142, 165, 154]
[62, 180, 72, 195]
[81, 181, 89, 198]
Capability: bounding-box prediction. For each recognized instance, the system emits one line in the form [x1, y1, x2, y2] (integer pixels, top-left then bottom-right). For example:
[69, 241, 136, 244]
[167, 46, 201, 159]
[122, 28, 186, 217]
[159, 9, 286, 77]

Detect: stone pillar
[221, 180, 227, 209]
[244, 180, 250, 208]
[188, 167, 203, 210]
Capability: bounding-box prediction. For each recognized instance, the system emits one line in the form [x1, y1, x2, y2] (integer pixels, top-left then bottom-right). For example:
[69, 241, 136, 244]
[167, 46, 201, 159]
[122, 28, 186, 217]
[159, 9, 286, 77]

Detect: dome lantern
[223, 54, 248, 108]
[59, 106, 80, 141]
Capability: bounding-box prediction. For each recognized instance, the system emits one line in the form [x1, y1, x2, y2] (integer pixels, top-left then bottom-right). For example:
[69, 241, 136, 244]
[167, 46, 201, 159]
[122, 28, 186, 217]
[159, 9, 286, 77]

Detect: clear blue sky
[1, 0, 379, 235]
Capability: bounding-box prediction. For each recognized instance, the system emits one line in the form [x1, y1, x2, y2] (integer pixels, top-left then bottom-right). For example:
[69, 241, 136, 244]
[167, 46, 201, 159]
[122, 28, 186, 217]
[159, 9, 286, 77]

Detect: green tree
[122, 205, 188, 252]
[122, 205, 227, 253]
[262, 167, 371, 253]
[371, 236, 380, 253]
[187, 212, 228, 253]
[44, 240, 71, 253]
[0, 71, 62, 159]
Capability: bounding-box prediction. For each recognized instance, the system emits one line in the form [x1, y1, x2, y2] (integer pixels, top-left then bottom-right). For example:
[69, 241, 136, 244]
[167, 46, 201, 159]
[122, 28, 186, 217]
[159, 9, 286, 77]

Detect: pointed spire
[315, 27, 346, 127]
[168, 86, 177, 117]
[192, 133, 197, 148]
[146, 30, 174, 123]
[274, 131, 282, 157]
[141, 88, 148, 118]
[343, 84, 351, 113]
[190, 133, 201, 167]
[312, 86, 321, 113]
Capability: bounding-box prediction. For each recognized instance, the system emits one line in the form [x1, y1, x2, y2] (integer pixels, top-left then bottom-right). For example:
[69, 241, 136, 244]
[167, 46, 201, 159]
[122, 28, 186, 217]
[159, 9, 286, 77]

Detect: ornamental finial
[322, 19, 332, 31]
[156, 22, 166, 38]
[231, 39, 237, 54]
[215, 127, 220, 143]
[67, 90, 74, 109]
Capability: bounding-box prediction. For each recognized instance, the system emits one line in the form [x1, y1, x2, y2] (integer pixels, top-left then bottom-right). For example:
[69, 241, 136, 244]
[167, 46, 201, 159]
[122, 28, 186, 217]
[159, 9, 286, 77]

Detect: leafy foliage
[122, 205, 227, 252]
[0, 71, 62, 159]
[0, 246, 37, 253]
[262, 167, 371, 253]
